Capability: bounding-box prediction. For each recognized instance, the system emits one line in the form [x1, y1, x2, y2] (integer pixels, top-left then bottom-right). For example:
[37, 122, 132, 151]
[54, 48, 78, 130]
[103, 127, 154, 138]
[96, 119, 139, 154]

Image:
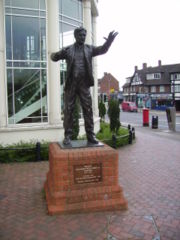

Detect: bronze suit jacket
[51, 39, 113, 90]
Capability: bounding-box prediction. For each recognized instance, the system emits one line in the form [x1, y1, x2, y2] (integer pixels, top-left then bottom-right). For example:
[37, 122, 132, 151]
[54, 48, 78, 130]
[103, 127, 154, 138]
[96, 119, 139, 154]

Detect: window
[151, 86, 156, 93]
[59, 0, 83, 48]
[144, 87, 149, 93]
[173, 85, 180, 93]
[59, 0, 83, 112]
[146, 73, 161, 80]
[171, 73, 180, 81]
[159, 86, 165, 92]
[133, 74, 139, 82]
[5, 0, 47, 124]
[131, 73, 142, 85]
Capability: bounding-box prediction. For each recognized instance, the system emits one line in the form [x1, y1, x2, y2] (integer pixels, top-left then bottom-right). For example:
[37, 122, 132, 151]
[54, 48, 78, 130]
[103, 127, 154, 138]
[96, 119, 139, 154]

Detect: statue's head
[74, 27, 87, 45]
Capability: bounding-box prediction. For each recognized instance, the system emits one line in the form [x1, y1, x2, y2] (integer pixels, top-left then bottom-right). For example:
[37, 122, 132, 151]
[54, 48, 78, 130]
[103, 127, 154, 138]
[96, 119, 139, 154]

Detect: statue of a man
[51, 27, 118, 145]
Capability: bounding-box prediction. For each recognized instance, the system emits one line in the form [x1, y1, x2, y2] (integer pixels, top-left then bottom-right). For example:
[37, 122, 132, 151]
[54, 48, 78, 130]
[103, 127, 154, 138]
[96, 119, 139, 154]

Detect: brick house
[98, 72, 119, 102]
[122, 61, 180, 110]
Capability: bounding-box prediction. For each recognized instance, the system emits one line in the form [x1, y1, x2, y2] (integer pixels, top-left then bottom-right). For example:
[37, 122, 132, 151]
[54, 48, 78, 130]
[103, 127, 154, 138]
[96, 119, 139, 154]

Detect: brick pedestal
[44, 143, 128, 215]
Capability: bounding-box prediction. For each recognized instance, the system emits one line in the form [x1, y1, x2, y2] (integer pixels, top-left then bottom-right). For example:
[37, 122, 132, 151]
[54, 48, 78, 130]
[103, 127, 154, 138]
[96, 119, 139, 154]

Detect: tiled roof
[132, 63, 180, 86]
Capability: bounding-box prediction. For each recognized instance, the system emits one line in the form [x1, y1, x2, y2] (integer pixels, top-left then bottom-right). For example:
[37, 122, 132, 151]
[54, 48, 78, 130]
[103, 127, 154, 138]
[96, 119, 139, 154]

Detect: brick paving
[0, 128, 180, 240]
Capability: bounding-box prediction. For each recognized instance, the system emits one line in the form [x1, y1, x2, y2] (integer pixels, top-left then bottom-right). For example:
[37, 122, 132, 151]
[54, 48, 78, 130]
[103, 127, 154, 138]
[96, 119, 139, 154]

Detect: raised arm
[104, 31, 118, 44]
[93, 30, 118, 56]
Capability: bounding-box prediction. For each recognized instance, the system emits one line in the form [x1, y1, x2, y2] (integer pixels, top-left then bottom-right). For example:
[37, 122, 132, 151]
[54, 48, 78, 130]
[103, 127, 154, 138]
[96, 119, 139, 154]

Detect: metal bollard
[132, 127, 135, 139]
[128, 129, 132, 144]
[35, 142, 41, 161]
[112, 134, 117, 149]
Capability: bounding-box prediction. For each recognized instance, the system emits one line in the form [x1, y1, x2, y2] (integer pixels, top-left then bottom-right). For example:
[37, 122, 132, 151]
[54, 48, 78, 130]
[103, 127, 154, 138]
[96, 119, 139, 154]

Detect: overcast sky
[96, 0, 180, 89]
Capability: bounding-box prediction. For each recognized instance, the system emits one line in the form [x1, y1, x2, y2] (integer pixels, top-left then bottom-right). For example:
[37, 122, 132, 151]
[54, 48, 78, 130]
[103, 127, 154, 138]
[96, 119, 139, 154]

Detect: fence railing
[99, 124, 135, 149]
[0, 125, 135, 162]
[0, 142, 46, 162]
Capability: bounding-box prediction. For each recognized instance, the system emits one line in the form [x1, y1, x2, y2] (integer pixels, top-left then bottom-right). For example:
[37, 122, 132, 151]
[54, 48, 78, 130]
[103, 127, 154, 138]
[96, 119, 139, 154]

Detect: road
[119, 109, 180, 132]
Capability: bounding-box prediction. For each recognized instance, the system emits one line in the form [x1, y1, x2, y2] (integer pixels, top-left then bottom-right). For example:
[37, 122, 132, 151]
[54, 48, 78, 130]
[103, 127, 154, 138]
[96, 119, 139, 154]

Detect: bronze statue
[51, 27, 118, 145]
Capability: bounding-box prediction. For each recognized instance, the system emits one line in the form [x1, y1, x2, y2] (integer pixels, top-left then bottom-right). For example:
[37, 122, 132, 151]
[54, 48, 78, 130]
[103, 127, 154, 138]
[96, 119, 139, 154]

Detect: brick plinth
[45, 143, 128, 215]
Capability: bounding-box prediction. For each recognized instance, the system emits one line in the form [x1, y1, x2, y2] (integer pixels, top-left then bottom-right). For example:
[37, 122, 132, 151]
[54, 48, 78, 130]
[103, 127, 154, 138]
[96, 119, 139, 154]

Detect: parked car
[121, 101, 138, 112]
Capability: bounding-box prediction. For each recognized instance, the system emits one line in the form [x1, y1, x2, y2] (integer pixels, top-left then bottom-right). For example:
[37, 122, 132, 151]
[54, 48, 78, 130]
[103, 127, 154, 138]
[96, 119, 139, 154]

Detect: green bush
[96, 122, 129, 148]
[98, 101, 106, 121]
[108, 99, 120, 134]
[0, 141, 49, 163]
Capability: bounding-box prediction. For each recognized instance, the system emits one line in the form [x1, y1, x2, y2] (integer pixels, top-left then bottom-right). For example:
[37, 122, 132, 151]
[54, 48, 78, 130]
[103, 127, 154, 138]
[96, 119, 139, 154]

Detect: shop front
[151, 94, 173, 110]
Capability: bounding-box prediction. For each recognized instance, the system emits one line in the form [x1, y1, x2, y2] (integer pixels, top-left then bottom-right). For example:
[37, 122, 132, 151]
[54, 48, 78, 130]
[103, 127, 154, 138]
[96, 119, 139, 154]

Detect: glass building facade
[5, 0, 84, 124]
[5, 0, 48, 124]
[0, 0, 99, 144]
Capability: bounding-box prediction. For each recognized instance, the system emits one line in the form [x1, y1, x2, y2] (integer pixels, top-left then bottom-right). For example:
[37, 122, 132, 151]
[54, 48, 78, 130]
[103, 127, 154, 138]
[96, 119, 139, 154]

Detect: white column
[47, 0, 61, 124]
[0, 0, 7, 127]
[83, 0, 92, 44]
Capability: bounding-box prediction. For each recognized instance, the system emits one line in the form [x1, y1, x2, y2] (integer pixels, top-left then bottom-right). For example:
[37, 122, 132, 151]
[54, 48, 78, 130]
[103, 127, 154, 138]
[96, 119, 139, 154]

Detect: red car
[121, 101, 138, 112]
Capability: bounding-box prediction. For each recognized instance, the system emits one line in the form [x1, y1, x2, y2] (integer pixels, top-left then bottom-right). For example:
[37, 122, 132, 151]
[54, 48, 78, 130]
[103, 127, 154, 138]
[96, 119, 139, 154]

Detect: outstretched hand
[104, 31, 118, 43]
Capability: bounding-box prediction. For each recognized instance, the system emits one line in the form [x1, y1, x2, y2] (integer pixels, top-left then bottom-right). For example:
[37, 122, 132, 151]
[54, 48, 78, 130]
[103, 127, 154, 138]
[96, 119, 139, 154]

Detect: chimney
[158, 60, 161, 66]
[135, 66, 138, 72]
[143, 63, 147, 69]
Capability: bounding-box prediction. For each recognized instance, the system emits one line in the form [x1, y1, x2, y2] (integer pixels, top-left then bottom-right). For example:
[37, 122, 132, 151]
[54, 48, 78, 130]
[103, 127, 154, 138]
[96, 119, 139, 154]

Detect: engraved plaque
[74, 163, 102, 184]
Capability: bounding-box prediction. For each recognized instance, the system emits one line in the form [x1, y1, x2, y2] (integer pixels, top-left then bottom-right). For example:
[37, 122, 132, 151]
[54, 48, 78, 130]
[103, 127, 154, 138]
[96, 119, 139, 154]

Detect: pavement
[137, 109, 180, 116]
[0, 127, 180, 240]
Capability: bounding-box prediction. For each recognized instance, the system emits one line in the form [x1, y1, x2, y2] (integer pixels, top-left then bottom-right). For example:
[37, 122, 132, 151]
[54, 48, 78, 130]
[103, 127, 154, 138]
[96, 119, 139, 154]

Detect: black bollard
[132, 127, 135, 139]
[35, 142, 41, 161]
[112, 134, 117, 149]
[128, 129, 132, 144]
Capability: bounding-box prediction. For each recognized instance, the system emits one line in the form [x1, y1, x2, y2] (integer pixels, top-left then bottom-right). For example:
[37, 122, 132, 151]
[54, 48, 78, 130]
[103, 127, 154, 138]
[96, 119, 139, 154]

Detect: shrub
[0, 141, 49, 163]
[96, 122, 129, 148]
[108, 99, 120, 134]
[98, 101, 106, 121]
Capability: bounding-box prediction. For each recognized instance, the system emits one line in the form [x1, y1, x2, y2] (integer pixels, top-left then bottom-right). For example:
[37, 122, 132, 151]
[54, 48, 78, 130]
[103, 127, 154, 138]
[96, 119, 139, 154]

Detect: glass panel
[12, 16, 40, 61]
[78, 1, 82, 20]
[7, 69, 14, 118]
[62, 16, 83, 26]
[41, 70, 48, 117]
[41, 62, 47, 68]
[40, 0, 46, 10]
[13, 61, 41, 68]
[11, 9, 39, 16]
[14, 69, 40, 114]
[5, 7, 11, 13]
[6, 62, 13, 67]
[40, 11, 46, 17]
[7, 68, 48, 124]
[59, 23, 75, 47]
[5, 0, 11, 6]
[18, 115, 42, 123]
[5, 16, 12, 60]
[11, 0, 39, 9]
[41, 70, 47, 98]
[61, 0, 82, 20]
[40, 19, 46, 61]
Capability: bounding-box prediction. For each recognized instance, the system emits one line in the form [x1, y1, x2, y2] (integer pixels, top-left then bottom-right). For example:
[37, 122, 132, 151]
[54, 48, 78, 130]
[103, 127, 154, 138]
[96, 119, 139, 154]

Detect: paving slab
[0, 128, 180, 240]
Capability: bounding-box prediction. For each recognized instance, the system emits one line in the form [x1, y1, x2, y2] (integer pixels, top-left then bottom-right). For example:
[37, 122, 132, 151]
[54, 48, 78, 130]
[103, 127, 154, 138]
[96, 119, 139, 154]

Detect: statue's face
[75, 30, 86, 45]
